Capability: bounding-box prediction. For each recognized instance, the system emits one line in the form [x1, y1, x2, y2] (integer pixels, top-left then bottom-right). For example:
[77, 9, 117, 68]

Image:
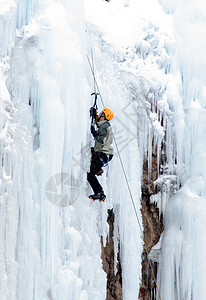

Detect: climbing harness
[98, 155, 110, 177]
[87, 49, 162, 300]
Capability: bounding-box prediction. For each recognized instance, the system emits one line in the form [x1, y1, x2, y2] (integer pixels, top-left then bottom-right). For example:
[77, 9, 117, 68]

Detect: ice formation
[0, 0, 206, 299]
[157, 1, 206, 299]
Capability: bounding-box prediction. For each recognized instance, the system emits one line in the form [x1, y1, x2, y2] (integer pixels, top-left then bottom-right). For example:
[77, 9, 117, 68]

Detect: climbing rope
[87, 52, 104, 108]
[87, 50, 162, 300]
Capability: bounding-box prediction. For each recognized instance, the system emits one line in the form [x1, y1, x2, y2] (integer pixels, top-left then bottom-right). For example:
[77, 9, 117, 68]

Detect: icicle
[16, 0, 38, 30]
[0, 1, 16, 57]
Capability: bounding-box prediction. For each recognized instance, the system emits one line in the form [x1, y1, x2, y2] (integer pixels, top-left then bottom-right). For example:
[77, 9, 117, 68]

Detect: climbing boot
[89, 191, 106, 202]
[96, 169, 104, 176]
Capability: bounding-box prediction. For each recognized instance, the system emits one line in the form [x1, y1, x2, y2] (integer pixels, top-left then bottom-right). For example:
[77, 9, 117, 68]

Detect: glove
[90, 107, 97, 118]
[91, 125, 98, 137]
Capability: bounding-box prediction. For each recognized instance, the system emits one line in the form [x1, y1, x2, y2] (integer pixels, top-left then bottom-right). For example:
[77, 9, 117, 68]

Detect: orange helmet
[103, 108, 114, 121]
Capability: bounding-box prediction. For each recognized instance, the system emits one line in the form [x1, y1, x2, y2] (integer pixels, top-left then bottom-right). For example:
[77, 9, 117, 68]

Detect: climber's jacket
[94, 120, 113, 155]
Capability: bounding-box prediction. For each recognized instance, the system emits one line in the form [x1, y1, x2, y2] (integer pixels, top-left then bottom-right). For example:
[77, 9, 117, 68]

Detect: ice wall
[1, 0, 144, 299]
[1, 0, 108, 299]
[157, 1, 206, 299]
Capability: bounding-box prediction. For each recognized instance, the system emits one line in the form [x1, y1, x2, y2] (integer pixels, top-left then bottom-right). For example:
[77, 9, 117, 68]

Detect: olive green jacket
[94, 120, 113, 155]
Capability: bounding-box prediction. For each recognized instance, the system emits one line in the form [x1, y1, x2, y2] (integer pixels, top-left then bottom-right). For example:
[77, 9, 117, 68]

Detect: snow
[0, 0, 206, 299]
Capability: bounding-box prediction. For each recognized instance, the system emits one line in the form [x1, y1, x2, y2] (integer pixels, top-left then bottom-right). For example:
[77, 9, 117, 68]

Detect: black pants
[87, 148, 113, 194]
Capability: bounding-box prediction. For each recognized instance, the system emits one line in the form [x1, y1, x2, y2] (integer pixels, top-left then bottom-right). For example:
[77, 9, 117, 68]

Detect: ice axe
[90, 92, 99, 125]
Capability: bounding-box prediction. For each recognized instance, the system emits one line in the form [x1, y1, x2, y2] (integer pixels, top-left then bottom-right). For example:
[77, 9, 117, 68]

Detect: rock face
[101, 146, 163, 300]
[139, 147, 164, 300]
[101, 209, 122, 300]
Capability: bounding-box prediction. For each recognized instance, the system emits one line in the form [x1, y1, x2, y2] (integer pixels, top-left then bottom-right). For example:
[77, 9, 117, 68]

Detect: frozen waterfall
[1, 0, 206, 299]
[157, 1, 206, 299]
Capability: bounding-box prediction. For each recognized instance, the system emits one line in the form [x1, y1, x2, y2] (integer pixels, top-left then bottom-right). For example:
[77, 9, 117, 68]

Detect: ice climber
[87, 107, 114, 201]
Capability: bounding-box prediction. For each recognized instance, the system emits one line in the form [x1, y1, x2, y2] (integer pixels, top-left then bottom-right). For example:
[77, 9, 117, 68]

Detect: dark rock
[101, 209, 122, 300]
[139, 143, 164, 300]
